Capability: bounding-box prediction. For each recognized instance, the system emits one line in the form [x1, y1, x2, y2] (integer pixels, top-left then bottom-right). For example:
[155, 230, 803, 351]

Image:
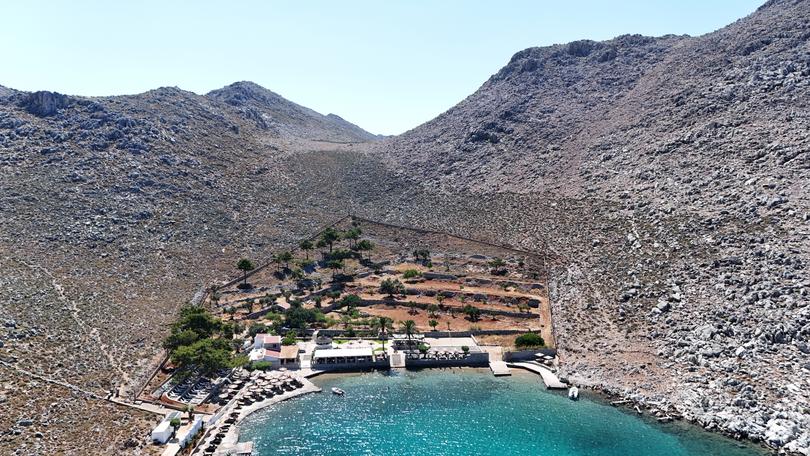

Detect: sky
[2, 1, 763, 135]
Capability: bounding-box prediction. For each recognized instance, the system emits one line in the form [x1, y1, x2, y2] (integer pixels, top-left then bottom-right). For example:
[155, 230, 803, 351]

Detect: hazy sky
[3, 1, 763, 135]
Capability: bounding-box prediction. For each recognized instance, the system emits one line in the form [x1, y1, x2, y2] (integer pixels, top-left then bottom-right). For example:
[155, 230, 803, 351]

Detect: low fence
[311, 360, 389, 371]
[405, 352, 489, 368]
[503, 348, 557, 361]
[309, 329, 535, 338]
[321, 298, 536, 319]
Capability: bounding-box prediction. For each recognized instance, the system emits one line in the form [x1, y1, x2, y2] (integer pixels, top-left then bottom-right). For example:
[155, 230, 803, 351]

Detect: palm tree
[400, 320, 416, 343]
[299, 239, 314, 259]
[428, 319, 439, 331]
[169, 417, 182, 440]
[371, 316, 393, 351]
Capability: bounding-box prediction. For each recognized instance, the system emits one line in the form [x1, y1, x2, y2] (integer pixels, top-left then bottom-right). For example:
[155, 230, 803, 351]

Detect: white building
[313, 347, 375, 366]
[253, 333, 281, 350]
[248, 334, 299, 367]
[151, 411, 181, 444]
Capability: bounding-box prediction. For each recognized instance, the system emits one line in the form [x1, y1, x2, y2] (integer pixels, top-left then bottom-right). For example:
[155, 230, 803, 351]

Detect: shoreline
[227, 367, 775, 455]
[192, 374, 321, 455]
[567, 379, 783, 456]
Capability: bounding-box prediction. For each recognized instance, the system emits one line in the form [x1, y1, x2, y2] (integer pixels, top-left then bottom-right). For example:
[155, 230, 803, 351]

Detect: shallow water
[239, 369, 769, 456]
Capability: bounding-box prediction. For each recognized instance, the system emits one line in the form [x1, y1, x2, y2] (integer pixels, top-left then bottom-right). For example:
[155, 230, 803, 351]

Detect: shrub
[252, 361, 273, 371]
[403, 269, 421, 279]
[515, 333, 545, 349]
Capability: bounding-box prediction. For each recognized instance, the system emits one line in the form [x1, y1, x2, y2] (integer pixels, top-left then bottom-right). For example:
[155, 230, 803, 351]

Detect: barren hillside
[375, 0, 810, 452]
[0, 0, 808, 454]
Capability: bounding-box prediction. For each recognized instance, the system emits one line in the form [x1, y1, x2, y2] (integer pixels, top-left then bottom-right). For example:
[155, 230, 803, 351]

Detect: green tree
[170, 306, 222, 340]
[413, 249, 430, 263]
[379, 278, 405, 298]
[462, 304, 481, 322]
[428, 319, 439, 331]
[354, 239, 374, 260]
[162, 329, 199, 351]
[299, 239, 314, 259]
[282, 331, 297, 346]
[327, 259, 344, 277]
[171, 338, 236, 375]
[327, 291, 341, 303]
[277, 251, 294, 270]
[338, 294, 362, 310]
[320, 227, 340, 253]
[427, 304, 439, 317]
[284, 306, 323, 330]
[343, 227, 362, 248]
[237, 258, 254, 286]
[316, 239, 328, 260]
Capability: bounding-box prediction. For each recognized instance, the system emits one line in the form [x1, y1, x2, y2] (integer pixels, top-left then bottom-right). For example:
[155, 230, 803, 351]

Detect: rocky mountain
[1, 0, 808, 454]
[377, 0, 810, 452]
[0, 83, 383, 454]
[207, 81, 380, 143]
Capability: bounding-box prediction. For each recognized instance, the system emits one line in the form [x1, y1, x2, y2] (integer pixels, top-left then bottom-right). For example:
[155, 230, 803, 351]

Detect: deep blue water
[239, 369, 769, 456]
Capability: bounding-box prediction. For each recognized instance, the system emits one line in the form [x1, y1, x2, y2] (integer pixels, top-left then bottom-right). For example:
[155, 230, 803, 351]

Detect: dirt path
[15, 258, 131, 391]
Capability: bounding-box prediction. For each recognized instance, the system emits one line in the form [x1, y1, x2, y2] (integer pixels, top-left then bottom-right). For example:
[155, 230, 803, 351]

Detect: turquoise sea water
[239, 369, 769, 456]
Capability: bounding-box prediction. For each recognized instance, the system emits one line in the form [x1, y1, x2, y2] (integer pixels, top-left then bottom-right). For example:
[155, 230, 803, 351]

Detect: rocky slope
[1, 0, 808, 454]
[0, 83, 381, 454]
[378, 0, 810, 452]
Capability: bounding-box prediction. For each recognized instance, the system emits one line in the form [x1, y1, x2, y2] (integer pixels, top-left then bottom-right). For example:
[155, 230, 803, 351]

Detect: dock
[489, 360, 512, 376]
[508, 361, 567, 389]
[389, 352, 406, 368]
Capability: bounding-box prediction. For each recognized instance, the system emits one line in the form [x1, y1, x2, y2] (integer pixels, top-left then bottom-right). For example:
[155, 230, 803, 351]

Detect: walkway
[480, 345, 510, 376]
[489, 361, 511, 376]
[508, 361, 567, 389]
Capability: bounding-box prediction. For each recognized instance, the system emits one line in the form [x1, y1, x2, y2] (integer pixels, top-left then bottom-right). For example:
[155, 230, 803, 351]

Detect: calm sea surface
[239, 369, 769, 456]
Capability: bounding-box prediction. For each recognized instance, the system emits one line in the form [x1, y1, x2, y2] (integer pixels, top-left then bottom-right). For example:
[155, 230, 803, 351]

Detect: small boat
[331, 387, 345, 396]
[568, 386, 579, 401]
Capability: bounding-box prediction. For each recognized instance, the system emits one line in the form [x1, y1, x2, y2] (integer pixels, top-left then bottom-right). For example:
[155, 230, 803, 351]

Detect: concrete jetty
[489, 360, 512, 376]
[508, 361, 567, 389]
